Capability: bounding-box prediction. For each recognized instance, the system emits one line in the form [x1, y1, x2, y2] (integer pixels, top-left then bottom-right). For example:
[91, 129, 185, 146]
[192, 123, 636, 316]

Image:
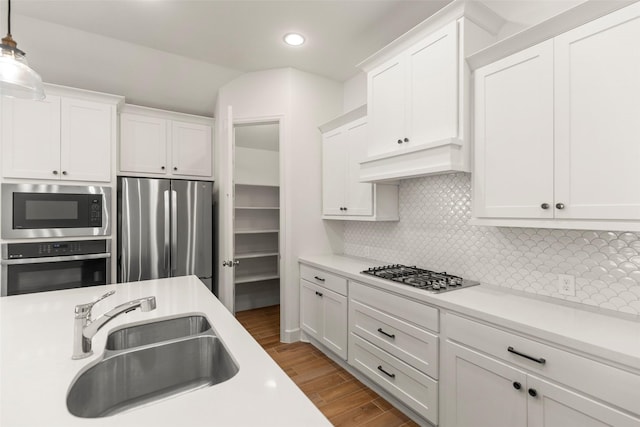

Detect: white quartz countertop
[0, 276, 331, 427]
[299, 254, 640, 371]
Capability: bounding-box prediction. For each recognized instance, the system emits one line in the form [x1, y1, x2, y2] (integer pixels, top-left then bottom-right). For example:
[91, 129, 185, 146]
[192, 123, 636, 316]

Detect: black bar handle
[315, 291, 323, 297]
[377, 365, 396, 379]
[314, 276, 325, 282]
[377, 328, 396, 339]
[508, 346, 546, 364]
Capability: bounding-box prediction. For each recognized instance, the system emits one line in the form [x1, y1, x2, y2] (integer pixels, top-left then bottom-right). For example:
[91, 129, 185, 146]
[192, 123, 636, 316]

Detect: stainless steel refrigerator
[117, 177, 213, 290]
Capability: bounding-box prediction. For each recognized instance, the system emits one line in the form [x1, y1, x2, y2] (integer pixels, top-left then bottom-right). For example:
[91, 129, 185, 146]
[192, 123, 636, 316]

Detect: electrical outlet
[558, 274, 575, 296]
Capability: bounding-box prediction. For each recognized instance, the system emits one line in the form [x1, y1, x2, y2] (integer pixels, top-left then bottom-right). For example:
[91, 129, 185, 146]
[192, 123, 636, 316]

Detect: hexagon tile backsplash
[343, 173, 640, 316]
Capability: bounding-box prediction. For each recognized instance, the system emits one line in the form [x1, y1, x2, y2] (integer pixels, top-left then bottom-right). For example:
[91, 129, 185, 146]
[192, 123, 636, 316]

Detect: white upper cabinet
[367, 21, 458, 159]
[473, 2, 640, 231]
[60, 98, 114, 182]
[474, 40, 555, 219]
[2, 95, 61, 180]
[171, 121, 212, 177]
[120, 113, 168, 175]
[2, 86, 120, 182]
[553, 6, 640, 221]
[119, 105, 214, 180]
[359, 3, 501, 183]
[320, 108, 399, 221]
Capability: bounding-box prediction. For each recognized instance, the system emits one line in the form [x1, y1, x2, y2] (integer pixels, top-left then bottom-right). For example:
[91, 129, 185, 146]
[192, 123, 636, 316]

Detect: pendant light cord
[7, 0, 10, 35]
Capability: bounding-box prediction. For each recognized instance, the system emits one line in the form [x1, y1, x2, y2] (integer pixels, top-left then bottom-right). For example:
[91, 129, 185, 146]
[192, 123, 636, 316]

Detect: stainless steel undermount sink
[105, 314, 212, 350]
[67, 315, 239, 418]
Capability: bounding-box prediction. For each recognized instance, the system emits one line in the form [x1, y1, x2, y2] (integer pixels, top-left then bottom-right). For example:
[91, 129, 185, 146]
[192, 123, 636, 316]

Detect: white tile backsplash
[343, 173, 640, 316]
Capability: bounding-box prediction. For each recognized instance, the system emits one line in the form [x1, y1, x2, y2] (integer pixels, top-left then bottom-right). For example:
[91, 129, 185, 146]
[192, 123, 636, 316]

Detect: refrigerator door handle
[164, 189, 171, 275]
[171, 189, 178, 274]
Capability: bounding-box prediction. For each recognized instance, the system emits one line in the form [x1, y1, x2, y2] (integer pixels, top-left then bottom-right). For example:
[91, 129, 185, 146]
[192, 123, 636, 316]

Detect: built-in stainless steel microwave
[1, 184, 111, 239]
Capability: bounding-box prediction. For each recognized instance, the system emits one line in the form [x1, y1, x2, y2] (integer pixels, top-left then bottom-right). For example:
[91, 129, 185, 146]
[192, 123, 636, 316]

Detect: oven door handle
[1, 253, 111, 265]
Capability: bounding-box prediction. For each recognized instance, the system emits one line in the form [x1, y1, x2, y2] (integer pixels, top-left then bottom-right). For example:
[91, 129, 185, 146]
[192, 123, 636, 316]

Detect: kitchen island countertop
[0, 276, 331, 427]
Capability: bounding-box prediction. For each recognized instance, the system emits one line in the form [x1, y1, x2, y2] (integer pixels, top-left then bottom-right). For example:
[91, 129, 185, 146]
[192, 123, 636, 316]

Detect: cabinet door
[171, 121, 212, 177]
[60, 98, 112, 182]
[473, 40, 555, 218]
[527, 376, 640, 427]
[407, 20, 458, 147]
[554, 4, 640, 220]
[2, 95, 61, 180]
[322, 129, 347, 215]
[444, 342, 527, 427]
[345, 120, 373, 216]
[320, 287, 348, 360]
[120, 113, 168, 175]
[300, 280, 322, 341]
[367, 55, 406, 157]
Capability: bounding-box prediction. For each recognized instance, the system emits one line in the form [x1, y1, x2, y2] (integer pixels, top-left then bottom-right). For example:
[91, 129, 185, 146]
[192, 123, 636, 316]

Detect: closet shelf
[235, 206, 279, 210]
[235, 251, 279, 259]
[235, 273, 280, 284]
[235, 229, 279, 235]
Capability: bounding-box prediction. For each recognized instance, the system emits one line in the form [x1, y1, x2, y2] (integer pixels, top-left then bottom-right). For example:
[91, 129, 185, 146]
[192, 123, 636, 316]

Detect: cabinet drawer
[446, 313, 640, 416]
[350, 299, 438, 379]
[350, 280, 438, 332]
[350, 333, 438, 424]
[299, 264, 347, 296]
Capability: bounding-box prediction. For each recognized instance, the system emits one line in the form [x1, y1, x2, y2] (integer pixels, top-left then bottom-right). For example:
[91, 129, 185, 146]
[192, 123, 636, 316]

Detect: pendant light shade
[0, 0, 45, 100]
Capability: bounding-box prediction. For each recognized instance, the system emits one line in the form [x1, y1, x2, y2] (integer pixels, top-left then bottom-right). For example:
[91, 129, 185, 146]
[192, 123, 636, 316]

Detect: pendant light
[0, 0, 44, 100]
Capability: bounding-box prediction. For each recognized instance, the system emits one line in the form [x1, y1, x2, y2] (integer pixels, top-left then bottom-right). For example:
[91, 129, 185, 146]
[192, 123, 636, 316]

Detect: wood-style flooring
[236, 305, 420, 427]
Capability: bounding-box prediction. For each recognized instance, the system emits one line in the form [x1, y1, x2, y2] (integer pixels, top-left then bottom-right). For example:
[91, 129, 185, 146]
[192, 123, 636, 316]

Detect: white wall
[216, 68, 344, 341]
[235, 147, 279, 186]
[12, 14, 241, 117]
[343, 72, 367, 113]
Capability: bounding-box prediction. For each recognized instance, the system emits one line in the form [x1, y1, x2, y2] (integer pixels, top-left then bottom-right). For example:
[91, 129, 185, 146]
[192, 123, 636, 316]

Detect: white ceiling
[6, 0, 583, 116]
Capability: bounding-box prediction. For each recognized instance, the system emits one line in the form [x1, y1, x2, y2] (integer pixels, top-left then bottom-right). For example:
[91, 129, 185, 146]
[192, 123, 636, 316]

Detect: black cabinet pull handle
[555, 203, 565, 210]
[397, 139, 403, 144]
[173, 167, 178, 171]
[161, 166, 165, 170]
[377, 365, 396, 379]
[315, 291, 323, 297]
[508, 346, 546, 364]
[314, 276, 325, 282]
[52, 170, 58, 175]
[377, 328, 396, 339]
[403, 137, 409, 143]
[541, 203, 549, 210]
[528, 388, 538, 397]
[62, 171, 68, 175]
[513, 381, 522, 390]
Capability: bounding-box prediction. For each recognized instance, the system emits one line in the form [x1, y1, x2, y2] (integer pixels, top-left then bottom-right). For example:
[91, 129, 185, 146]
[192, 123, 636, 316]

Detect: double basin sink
[67, 314, 239, 418]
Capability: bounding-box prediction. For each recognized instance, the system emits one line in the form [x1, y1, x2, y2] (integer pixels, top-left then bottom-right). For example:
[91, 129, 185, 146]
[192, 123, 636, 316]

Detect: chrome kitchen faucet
[72, 290, 157, 359]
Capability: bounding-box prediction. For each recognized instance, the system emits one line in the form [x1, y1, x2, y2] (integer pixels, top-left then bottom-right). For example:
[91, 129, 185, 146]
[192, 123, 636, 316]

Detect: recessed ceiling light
[283, 33, 305, 46]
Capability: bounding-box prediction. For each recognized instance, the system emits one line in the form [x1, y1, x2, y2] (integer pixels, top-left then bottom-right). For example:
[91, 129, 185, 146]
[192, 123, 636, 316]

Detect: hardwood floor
[236, 305, 420, 427]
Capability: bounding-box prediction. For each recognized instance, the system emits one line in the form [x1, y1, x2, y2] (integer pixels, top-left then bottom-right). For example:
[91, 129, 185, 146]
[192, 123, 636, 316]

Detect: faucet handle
[75, 290, 116, 320]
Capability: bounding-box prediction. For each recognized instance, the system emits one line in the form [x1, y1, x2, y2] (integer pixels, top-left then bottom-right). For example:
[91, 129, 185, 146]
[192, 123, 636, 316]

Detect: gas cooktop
[361, 264, 480, 293]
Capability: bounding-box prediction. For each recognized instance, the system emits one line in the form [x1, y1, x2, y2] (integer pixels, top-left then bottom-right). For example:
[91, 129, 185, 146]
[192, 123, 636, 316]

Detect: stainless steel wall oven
[1, 183, 111, 239]
[1, 240, 110, 296]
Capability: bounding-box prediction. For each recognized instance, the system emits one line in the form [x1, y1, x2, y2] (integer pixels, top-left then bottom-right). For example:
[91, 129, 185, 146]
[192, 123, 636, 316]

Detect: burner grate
[361, 264, 478, 293]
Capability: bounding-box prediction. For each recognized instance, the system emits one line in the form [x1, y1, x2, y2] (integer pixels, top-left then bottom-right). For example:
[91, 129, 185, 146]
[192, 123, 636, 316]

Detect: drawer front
[446, 313, 640, 416]
[300, 264, 347, 296]
[350, 280, 439, 332]
[350, 333, 438, 424]
[350, 299, 438, 379]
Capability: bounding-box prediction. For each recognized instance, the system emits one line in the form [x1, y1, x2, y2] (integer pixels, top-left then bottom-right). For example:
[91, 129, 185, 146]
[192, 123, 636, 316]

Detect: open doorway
[233, 121, 280, 311]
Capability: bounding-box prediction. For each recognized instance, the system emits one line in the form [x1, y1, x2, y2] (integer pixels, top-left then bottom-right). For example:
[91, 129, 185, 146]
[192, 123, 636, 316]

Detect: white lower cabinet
[299, 265, 348, 360]
[443, 313, 640, 427]
[349, 280, 439, 425]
